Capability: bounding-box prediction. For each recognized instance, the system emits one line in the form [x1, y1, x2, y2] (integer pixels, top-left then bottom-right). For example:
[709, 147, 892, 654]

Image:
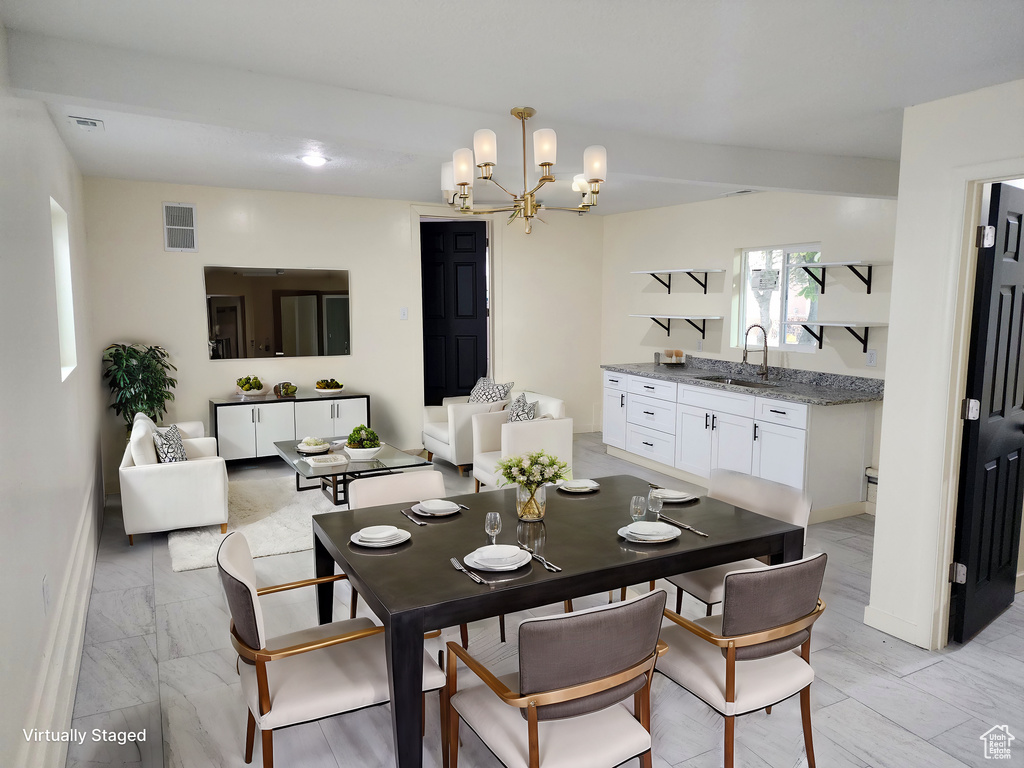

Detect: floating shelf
[798, 261, 879, 294]
[630, 268, 726, 295]
[783, 321, 889, 353]
[629, 314, 723, 338]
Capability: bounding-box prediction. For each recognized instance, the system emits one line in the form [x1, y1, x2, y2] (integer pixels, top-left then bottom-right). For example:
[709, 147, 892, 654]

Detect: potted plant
[102, 343, 178, 435]
[495, 450, 569, 521]
[345, 424, 382, 459]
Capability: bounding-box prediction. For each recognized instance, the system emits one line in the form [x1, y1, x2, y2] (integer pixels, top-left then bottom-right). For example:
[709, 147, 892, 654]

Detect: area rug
[167, 475, 338, 572]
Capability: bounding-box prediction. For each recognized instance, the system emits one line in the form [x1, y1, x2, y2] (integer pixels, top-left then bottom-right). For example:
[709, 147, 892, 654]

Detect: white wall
[0, 97, 100, 766]
[86, 182, 604, 487]
[0, 24, 10, 92]
[867, 79, 1024, 649]
[601, 191, 896, 380]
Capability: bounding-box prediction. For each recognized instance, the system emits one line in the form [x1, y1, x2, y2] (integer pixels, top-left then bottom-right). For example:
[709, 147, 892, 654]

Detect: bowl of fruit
[345, 424, 382, 460]
[315, 378, 344, 395]
[274, 381, 298, 398]
[235, 375, 265, 397]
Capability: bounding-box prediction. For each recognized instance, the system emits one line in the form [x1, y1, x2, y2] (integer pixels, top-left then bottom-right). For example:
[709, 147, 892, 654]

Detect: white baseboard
[809, 502, 871, 524]
[16, 488, 100, 768]
[863, 604, 932, 649]
[1017, 570, 1024, 594]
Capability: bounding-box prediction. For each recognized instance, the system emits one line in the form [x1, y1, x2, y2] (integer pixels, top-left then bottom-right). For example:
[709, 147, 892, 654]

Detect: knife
[658, 513, 709, 537]
[400, 508, 427, 526]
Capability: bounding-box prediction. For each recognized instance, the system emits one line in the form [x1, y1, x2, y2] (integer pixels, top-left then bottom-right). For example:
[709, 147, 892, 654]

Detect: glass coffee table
[273, 438, 432, 506]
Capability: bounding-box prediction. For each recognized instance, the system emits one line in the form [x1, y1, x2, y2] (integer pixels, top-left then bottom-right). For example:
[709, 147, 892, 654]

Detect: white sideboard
[210, 393, 370, 460]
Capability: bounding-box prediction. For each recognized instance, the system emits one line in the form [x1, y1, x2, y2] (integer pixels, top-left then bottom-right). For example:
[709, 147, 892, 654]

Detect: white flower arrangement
[496, 450, 569, 492]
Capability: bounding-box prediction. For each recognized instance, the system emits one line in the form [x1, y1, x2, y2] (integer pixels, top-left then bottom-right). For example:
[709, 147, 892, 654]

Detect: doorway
[419, 220, 490, 405]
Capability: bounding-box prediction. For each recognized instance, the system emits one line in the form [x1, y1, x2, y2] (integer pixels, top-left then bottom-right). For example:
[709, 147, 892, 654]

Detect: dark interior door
[420, 221, 488, 405]
[952, 182, 1024, 643]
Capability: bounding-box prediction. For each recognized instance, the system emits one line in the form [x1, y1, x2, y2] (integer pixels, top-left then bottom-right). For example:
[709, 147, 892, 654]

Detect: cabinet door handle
[769, 409, 786, 415]
[711, 414, 717, 431]
[641, 441, 654, 447]
[251, 408, 255, 424]
[331, 403, 335, 419]
[643, 410, 655, 416]
[609, 378, 619, 384]
[620, 394, 625, 407]
[705, 413, 710, 430]
[754, 424, 759, 441]
[643, 385, 655, 390]
[257, 407, 260, 423]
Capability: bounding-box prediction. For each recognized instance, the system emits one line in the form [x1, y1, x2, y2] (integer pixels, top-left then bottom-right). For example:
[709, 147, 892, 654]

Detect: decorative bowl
[274, 381, 298, 398]
[345, 445, 382, 460]
[315, 386, 344, 396]
[235, 384, 266, 397]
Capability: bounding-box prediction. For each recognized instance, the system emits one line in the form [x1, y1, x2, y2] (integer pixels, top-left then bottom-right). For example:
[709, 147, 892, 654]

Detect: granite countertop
[601, 359, 883, 406]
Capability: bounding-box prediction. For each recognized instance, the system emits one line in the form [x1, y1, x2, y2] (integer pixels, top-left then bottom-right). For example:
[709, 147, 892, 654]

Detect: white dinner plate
[558, 479, 600, 493]
[464, 549, 532, 571]
[650, 488, 697, 503]
[296, 443, 330, 454]
[617, 525, 681, 544]
[350, 529, 412, 548]
[411, 502, 461, 517]
[359, 525, 399, 541]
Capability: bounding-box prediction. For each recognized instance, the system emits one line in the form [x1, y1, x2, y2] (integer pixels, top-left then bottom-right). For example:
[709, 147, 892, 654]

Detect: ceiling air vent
[163, 203, 197, 252]
[66, 115, 104, 132]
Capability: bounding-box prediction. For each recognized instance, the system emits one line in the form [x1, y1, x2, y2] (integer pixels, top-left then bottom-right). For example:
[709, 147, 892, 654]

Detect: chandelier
[441, 107, 606, 234]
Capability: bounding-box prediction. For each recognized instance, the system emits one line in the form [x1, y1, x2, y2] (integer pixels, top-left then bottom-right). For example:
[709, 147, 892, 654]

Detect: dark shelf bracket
[801, 266, 827, 294]
[844, 326, 871, 353]
[799, 264, 874, 295]
[651, 273, 672, 293]
[684, 318, 708, 339]
[800, 324, 825, 349]
[652, 317, 672, 336]
[684, 271, 710, 294]
[847, 265, 873, 294]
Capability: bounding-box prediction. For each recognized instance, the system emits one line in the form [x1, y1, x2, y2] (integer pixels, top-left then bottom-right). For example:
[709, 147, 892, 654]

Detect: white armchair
[119, 414, 229, 545]
[422, 395, 508, 474]
[472, 392, 573, 491]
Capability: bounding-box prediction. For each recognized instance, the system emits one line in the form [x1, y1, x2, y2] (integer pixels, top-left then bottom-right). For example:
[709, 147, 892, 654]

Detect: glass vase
[516, 484, 547, 521]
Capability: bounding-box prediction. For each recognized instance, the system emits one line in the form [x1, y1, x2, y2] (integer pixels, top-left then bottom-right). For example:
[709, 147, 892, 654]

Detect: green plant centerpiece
[102, 343, 178, 435]
[496, 450, 569, 521]
[346, 424, 380, 449]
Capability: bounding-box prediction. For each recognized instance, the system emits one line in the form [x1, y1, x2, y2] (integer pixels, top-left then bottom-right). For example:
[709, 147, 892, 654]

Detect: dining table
[311, 473, 804, 768]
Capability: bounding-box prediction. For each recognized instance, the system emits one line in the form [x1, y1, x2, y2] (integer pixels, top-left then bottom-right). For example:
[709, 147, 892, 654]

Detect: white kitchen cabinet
[675, 384, 755, 477]
[603, 388, 627, 449]
[753, 420, 807, 488]
[294, 397, 369, 440]
[712, 411, 754, 475]
[626, 423, 676, 466]
[627, 393, 676, 434]
[216, 401, 295, 460]
[675, 404, 712, 476]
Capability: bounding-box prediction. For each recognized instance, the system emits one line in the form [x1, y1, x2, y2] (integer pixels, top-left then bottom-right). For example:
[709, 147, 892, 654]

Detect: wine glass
[647, 490, 664, 520]
[629, 495, 647, 523]
[484, 512, 502, 545]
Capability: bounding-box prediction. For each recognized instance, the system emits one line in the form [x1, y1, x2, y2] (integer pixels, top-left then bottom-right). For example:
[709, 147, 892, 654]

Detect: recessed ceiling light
[301, 154, 328, 167]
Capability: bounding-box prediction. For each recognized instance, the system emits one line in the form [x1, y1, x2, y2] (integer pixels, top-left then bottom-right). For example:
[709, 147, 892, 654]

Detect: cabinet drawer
[625, 423, 676, 466]
[627, 375, 677, 402]
[754, 397, 808, 429]
[603, 371, 627, 391]
[677, 384, 755, 418]
[626, 394, 676, 435]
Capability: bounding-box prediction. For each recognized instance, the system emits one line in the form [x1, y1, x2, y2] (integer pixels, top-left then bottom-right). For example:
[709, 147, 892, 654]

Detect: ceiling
[2, 0, 1023, 213]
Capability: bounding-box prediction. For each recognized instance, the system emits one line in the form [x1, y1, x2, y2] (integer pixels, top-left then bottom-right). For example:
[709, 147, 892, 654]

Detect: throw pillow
[507, 393, 537, 422]
[153, 424, 188, 463]
[468, 377, 514, 404]
[129, 418, 159, 466]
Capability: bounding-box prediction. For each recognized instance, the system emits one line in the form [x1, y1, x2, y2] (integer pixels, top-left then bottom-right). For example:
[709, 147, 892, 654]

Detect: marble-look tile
[84, 586, 155, 644]
[162, 684, 247, 768]
[92, 544, 154, 594]
[927, 716, 1018, 768]
[815, 698, 971, 768]
[73, 636, 159, 719]
[983, 630, 1024, 662]
[66, 700, 162, 768]
[155, 595, 232, 662]
[152, 544, 222, 606]
[812, 609, 941, 678]
[265, 720, 341, 768]
[811, 647, 972, 739]
[158, 648, 240, 698]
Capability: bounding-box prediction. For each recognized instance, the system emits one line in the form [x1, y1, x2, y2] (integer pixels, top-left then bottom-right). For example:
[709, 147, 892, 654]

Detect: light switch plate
[866, 349, 877, 367]
[399, 307, 408, 320]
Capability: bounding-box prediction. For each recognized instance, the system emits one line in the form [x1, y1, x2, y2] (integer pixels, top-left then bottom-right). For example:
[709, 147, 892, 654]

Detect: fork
[450, 557, 485, 584]
[517, 542, 561, 572]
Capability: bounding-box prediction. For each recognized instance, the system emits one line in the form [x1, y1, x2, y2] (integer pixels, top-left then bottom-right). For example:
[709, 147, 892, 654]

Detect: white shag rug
[167, 475, 338, 572]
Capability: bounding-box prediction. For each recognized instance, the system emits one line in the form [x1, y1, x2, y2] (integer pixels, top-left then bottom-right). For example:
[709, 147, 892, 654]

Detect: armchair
[119, 414, 228, 544]
[471, 392, 572, 492]
[422, 395, 508, 474]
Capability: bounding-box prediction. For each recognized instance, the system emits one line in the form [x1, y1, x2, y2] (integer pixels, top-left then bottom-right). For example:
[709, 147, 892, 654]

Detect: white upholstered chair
[216, 532, 446, 768]
[471, 392, 572, 492]
[666, 469, 811, 614]
[118, 413, 228, 545]
[446, 589, 667, 768]
[422, 396, 509, 474]
[657, 554, 827, 768]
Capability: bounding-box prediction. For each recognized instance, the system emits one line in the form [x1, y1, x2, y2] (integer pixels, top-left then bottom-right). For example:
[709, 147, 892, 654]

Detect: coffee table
[273, 438, 432, 505]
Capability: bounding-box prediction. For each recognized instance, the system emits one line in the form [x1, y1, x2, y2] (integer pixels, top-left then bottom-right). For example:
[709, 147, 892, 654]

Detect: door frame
[934, 170, 1024, 649]
[411, 207, 497, 401]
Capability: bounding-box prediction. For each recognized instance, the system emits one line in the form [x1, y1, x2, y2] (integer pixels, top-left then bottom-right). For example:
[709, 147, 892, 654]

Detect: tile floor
[67, 433, 1024, 767]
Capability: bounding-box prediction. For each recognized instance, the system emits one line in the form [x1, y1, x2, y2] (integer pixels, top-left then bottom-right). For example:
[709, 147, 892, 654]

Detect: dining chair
[216, 532, 446, 768]
[347, 470, 497, 648]
[445, 589, 668, 768]
[666, 469, 811, 615]
[656, 553, 827, 768]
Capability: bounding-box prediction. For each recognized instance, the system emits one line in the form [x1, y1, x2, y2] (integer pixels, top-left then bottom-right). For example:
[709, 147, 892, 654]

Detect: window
[739, 244, 821, 349]
[50, 198, 77, 380]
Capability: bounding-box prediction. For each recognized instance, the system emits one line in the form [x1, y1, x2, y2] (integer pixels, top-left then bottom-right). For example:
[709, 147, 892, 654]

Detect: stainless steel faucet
[743, 324, 770, 378]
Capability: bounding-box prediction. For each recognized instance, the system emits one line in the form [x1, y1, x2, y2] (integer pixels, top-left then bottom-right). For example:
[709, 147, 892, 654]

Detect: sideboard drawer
[754, 397, 808, 429]
[603, 371, 627, 391]
[626, 393, 677, 435]
[627, 375, 677, 402]
[625, 423, 677, 466]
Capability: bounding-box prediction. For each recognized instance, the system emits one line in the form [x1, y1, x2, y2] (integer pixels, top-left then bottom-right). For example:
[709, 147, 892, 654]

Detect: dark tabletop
[312, 474, 803, 627]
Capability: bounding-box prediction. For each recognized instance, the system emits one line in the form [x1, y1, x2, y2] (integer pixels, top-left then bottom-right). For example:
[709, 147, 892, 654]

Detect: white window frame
[737, 242, 821, 352]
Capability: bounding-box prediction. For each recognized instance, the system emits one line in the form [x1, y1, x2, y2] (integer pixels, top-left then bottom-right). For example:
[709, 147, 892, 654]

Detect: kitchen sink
[698, 375, 778, 389]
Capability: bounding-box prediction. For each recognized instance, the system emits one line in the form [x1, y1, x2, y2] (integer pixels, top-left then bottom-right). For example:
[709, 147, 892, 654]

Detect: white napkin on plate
[419, 498, 459, 512]
[626, 521, 676, 538]
[359, 525, 399, 541]
[473, 545, 523, 565]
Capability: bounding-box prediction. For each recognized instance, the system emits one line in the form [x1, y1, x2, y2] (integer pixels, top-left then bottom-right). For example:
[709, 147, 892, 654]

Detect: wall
[866, 79, 1024, 649]
[87, 183, 605, 487]
[0, 96, 101, 766]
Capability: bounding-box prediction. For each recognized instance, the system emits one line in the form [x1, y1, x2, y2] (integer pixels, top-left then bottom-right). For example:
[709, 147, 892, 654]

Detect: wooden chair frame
[661, 599, 826, 768]
[228, 573, 442, 768]
[443, 638, 668, 768]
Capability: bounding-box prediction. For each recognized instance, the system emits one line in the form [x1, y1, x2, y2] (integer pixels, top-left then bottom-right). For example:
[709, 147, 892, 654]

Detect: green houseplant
[102, 343, 178, 434]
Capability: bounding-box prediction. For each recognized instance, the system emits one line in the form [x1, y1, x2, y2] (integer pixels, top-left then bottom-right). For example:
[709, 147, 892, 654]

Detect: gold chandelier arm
[463, 206, 519, 215]
[482, 177, 518, 199]
[537, 205, 591, 213]
[526, 177, 552, 197]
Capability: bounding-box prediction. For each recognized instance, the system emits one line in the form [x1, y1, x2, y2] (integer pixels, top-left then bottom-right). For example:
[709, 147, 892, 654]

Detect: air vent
[721, 189, 759, 197]
[163, 203, 197, 252]
[66, 115, 104, 132]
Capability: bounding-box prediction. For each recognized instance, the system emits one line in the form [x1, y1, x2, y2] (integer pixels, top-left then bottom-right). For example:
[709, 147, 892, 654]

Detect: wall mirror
[203, 267, 350, 359]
